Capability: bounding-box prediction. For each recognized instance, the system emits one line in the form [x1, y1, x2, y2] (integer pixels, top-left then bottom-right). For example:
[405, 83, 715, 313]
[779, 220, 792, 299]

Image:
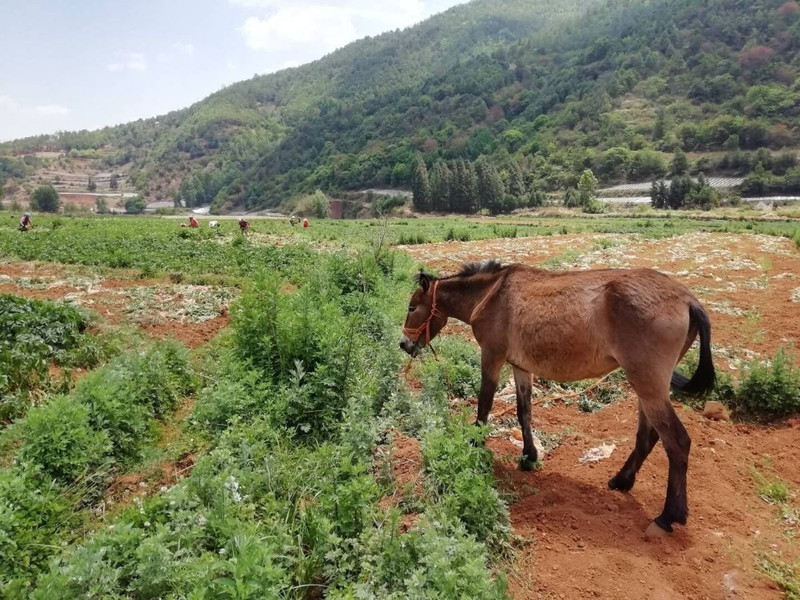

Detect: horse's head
[400, 271, 447, 357]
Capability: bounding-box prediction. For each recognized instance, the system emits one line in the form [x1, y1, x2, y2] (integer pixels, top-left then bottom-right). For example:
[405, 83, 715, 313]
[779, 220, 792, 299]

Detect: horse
[400, 261, 715, 536]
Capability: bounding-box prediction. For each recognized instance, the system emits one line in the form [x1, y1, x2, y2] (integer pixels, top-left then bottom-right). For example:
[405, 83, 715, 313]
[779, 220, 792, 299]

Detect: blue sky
[0, 0, 464, 142]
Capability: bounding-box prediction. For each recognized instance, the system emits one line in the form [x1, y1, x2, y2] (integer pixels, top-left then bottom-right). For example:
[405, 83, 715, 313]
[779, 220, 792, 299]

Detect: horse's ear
[417, 270, 431, 292]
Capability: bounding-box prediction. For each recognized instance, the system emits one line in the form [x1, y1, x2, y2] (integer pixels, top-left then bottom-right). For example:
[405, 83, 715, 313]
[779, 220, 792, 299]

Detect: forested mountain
[2, 0, 800, 213]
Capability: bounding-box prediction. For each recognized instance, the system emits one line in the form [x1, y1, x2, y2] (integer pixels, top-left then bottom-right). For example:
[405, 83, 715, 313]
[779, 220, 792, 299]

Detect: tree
[124, 195, 146, 214]
[308, 190, 331, 218]
[410, 156, 432, 212]
[506, 160, 526, 202]
[109, 174, 119, 190]
[577, 169, 599, 207]
[563, 188, 580, 208]
[462, 160, 478, 214]
[650, 180, 669, 209]
[87, 176, 97, 192]
[31, 184, 60, 213]
[95, 197, 109, 214]
[671, 149, 689, 175]
[476, 157, 506, 214]
[652, 108, 668, 141]
[430, 161, 452, 212]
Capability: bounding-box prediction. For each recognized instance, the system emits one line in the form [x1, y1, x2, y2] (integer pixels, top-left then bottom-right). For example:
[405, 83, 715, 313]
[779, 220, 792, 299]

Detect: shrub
[0, 468, 75, 591]
[422, 415, 510, 550]
[30, 185, 60, 213]
[18, 397, 111, 483]
[418, 336, 482, 400]
[331, 515, 509, 600]
[734, 348, 800, 419]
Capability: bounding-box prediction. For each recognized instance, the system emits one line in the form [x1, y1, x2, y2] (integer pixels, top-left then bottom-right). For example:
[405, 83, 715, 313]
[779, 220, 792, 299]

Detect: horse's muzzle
[399, 335, 420, 357]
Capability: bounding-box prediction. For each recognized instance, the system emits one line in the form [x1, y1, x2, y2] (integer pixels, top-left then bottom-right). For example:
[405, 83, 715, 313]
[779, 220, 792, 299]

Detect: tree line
[410, 155, 544, 214]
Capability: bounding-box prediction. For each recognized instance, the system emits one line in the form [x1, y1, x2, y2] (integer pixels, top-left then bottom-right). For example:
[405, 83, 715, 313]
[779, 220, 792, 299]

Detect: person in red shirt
[302, 218, 309, 228]
[189, 216, 199, 228]
[238, 218, 251, 234]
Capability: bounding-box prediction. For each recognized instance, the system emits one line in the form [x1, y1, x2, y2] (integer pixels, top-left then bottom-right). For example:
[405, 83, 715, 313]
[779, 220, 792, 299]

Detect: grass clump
[758, 555, 800, 600]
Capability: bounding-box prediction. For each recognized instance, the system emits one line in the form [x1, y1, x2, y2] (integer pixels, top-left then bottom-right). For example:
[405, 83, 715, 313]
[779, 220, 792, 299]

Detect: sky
[0, 0, 465, 142]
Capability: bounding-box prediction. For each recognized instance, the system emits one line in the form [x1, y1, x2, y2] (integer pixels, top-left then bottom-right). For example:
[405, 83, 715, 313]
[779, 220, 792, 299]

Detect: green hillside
[2, 0, 800, 213]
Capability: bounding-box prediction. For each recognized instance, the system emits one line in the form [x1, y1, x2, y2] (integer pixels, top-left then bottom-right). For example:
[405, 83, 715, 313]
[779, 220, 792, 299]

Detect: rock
[644, 521, 670, 540]
[703, 401, 731, 422]
[579, 443, 616, 464]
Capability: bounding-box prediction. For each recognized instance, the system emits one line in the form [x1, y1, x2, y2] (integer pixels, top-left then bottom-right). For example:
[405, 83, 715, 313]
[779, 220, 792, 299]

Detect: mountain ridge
[2, 0, 800, 213]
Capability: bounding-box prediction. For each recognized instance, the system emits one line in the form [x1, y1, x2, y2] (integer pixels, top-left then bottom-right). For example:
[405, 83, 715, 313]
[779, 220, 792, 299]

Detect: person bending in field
[189, 215, 199, 228]
[238, 218, 250, 234]
[18, 212, 32, 231]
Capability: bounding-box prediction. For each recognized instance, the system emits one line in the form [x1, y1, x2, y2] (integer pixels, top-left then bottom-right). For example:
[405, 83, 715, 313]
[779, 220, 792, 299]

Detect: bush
[124, 195, 147, 214]
[31, 185, 60, 213]
[332, 515, 509, 599]
[18, 397, 111, 483]
[734, 348, 800, 419]
[418, 336, 482, 400]
[422, 415, 510, 550]
[0, 468, 75, 591]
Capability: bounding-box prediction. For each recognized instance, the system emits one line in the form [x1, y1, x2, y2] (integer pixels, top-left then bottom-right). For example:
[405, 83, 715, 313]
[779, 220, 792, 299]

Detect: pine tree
[430, 161, 452, 212]
[576, 169, 598, 207]
[463, 160, 479, 214]
[671, 149, 689, 175]
[411, 156, 432, 212]
[507, 160, 526, 202]
[653, 108, 668, 141]
[476, 157, 505, 215]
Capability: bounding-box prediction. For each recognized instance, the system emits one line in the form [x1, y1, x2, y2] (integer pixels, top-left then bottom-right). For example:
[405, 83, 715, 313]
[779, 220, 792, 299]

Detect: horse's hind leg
[513, 367, 537, 471]
[638, 391, 691, 532]
[608, 403, 659, 492]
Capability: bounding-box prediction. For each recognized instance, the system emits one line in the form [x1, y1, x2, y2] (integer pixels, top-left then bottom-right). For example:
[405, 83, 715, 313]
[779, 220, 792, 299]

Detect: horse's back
[499, 266, 696, 380]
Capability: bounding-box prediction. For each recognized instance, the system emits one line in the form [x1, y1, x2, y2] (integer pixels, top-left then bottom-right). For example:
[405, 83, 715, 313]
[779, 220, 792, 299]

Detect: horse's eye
[408, 305, 415, 312]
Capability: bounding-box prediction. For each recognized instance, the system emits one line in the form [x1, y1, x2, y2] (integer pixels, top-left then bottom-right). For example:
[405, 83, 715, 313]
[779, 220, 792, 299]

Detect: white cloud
[0, 94, 69, 121]
[173, 42, 195, 56]
[107, 52, 147, 72]
[34, 104, 70, 116]
[238, 1, 426, 53]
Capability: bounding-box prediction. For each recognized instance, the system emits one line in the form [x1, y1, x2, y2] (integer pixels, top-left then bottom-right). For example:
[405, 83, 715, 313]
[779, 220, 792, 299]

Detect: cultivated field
[1, 213, 799, 599]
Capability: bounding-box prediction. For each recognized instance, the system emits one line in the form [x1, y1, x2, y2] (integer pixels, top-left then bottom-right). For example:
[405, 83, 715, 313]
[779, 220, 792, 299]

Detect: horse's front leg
[475, 354, 504, 425]
[513, 367, 538, 471]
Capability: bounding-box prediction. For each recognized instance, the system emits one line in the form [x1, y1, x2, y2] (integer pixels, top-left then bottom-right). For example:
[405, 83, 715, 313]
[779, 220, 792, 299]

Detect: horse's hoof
[519, 456, 538, 471]
[608, 473, 634, 492]
[644, 520, 672, 540]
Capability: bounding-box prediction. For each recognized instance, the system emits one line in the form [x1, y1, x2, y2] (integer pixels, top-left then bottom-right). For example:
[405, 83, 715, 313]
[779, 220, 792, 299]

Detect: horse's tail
[670, 302, 715, 395]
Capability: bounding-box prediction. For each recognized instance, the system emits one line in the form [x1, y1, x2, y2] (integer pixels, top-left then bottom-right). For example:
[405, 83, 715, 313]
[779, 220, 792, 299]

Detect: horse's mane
[416, 260, 506, 285]
[454, 260, 505, 277]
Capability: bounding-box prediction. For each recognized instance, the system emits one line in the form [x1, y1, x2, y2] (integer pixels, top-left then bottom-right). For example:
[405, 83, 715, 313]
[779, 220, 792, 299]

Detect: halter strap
[402, 280, 445, 346]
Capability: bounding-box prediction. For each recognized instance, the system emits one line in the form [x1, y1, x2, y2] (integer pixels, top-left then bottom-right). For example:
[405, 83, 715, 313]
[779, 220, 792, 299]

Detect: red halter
[402, 280, 445, 346]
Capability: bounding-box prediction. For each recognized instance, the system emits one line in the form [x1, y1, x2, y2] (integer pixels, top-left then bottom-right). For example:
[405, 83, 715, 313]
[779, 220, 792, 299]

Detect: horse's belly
[509, 332, 618, 382]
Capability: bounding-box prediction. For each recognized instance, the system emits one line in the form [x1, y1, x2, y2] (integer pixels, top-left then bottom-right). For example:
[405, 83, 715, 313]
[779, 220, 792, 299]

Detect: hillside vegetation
[2, 0, 800, 213]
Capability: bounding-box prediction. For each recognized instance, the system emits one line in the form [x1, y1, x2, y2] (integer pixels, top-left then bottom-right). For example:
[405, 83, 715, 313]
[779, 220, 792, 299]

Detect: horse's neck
[438, 275, 500, 324]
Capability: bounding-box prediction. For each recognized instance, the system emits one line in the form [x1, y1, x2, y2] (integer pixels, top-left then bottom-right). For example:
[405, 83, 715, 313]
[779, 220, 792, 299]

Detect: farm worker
[18, 212, 32, 231]
[303, 218, 309, 228]
[189, 215, 199, 228]
[238, 218, 250, 234]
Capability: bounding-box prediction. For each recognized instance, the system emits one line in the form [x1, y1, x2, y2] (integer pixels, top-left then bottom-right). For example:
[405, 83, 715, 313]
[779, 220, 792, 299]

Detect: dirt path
[398, 232, 800, 599]
[489, 396, 799, 600]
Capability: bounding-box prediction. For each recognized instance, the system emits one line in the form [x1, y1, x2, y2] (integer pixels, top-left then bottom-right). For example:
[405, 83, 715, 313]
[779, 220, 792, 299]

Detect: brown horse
[400, 261, 715, 535]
